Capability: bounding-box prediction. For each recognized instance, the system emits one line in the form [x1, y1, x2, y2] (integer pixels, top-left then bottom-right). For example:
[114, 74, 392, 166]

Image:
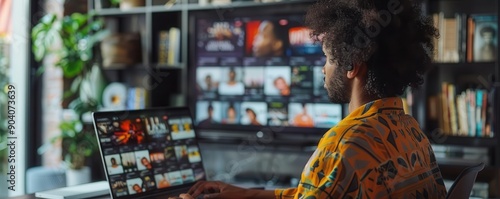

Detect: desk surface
[5, 194, 110, 199]
[3, 182, 283, 199]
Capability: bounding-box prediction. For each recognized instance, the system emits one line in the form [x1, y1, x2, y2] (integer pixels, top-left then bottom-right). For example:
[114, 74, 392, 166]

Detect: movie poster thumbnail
[182, 117, 195, 134]
[267, 102, 289, 126]
[187, 146, 202, 163]
[290, 65, 314, 95]
[144, 116, 169, 138]
[109, 175, 128, 197]
[111, 119, 146, 145]
[196, 101, 222, 127]
[167, 171, 183, 186]
[140, 172, 157, 191]
[169, 117, 196, 140]
[240, 102, 268, 126]
[96, 121, 114, 136]
[96, 121, 115, 147]
[135, 150, 152, 171]
[109, 121, 122, 131]
[105, 154, 124, 175]
[220, 102, 240, 125]
[175, 145, 189, 163]
[126, 178, 144, 195]
[181, 169, 195, 183]
[197, 19, 245, 57]
[98, 132, 113, 147]
[164, 146, 177, 163]
[245, 19, 289, 57]
[149, 149, 166, 168]
[313, 103, 342, 128]
[288, 26, 322, 56]
[120, 152, 138, 173]
[288, 103, 315, 127]
[154, 173, 172, 189]
[196, 67, 222, 94]
[264, 66, 291, 96]
[218, 67, 245, 96]
[193, 168, 206, 181]
[243, 67, 264, 95]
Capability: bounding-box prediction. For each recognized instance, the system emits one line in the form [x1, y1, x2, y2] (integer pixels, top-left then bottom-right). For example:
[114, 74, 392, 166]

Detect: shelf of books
[428, 2, 498, 140]
[432, 12, 497, 64]
[427, 82, 494, 138]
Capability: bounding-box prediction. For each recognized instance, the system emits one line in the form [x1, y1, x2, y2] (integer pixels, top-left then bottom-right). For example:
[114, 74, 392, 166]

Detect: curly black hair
[305, 0, 438, 98]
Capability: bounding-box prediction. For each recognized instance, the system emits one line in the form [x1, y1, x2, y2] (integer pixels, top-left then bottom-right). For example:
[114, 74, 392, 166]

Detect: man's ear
[346, 62, 364, 79]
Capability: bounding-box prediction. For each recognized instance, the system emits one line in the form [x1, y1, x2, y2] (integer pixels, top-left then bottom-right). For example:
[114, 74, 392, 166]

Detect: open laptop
[92, 107, 206, 199]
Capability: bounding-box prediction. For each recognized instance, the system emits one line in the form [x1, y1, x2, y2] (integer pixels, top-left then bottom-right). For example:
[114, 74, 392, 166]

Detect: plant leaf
[63, 90, 75, 99]
[70, 76, 82, 93]
[62, 59, 84, 78]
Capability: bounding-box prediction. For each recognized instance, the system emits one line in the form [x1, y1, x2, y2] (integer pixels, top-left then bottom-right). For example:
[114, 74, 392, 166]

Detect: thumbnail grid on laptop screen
[94, 109, 205, 198]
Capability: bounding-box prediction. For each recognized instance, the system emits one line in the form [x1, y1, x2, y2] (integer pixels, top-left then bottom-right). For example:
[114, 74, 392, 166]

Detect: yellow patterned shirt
[275, 97, 447, 199]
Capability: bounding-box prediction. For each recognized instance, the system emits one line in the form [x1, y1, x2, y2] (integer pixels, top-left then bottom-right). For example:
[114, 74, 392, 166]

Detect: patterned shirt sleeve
[275, 140, 363, 198]
[275, 125, 382, 199]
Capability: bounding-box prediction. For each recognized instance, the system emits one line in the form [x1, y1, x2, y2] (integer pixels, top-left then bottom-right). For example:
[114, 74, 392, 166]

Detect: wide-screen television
[189, 10, 345, 134]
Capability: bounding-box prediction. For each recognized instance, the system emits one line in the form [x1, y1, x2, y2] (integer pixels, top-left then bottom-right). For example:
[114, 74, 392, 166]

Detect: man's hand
[168, 193, 194, 199]
[187, 181, 250, 199]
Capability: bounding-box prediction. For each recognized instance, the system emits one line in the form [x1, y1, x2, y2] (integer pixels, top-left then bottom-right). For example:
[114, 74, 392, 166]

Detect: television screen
[190, 13, 344, 134]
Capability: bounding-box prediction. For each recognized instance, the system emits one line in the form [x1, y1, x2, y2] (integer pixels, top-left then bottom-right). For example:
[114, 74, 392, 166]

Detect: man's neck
[348, 98, 369, 113]
[348, 78, 378, 113]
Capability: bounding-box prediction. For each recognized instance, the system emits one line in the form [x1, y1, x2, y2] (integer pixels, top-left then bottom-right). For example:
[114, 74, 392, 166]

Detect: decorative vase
[100, 33, 142, 67]
[66, 166, 91, 186]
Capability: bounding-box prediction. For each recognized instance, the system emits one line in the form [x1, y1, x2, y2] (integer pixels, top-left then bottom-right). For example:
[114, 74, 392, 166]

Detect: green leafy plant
[32, 12, 108, 170]
[110, 0, 121, 6]
[32, 12, 106, 78]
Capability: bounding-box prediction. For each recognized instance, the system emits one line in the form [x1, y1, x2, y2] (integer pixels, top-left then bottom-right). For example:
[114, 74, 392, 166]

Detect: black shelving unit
[428, 135, 498, 147]
[92, 7, 149, 15]
[421, 0, 500, 197]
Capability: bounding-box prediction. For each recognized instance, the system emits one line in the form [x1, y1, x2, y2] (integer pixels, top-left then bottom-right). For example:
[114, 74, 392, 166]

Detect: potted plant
[32, 12, 108, 185]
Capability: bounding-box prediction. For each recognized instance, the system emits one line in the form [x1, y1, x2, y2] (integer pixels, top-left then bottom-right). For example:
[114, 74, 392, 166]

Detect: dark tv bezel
[187, 4, 344, 136]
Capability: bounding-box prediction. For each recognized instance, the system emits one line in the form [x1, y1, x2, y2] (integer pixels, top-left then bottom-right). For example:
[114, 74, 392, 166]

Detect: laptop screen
[92, 107, 206, 199]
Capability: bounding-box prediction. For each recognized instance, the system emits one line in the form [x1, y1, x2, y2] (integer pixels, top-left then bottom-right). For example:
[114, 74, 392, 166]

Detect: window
[0, 0, 29, 196]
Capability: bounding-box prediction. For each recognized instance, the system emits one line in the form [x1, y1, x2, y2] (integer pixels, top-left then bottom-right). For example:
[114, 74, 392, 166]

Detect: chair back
[446, 162, 485, 199]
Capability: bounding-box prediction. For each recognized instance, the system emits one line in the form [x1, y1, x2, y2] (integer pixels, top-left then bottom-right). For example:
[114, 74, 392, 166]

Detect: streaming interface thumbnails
[95, 113, 205, 197]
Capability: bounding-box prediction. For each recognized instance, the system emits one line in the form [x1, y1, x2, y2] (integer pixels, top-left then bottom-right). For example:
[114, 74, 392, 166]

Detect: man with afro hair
[172, 0, 447, 198]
